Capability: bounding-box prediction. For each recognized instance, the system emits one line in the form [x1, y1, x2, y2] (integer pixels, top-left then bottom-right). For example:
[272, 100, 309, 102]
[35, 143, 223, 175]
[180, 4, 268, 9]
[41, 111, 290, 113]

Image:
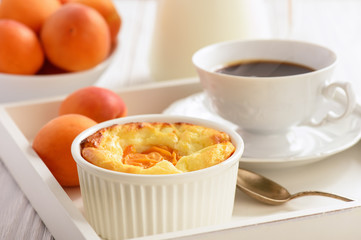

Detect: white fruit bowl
[0, 44, 118, 103]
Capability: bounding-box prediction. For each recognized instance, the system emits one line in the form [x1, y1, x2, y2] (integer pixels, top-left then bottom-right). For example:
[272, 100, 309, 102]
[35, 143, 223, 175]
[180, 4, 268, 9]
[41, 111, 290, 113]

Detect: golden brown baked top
[80, 122, 235, 174]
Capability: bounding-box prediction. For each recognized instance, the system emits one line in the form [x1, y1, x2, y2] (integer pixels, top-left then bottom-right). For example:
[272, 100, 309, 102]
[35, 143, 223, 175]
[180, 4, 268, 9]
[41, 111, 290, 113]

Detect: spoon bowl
[237, 168, 352, 205]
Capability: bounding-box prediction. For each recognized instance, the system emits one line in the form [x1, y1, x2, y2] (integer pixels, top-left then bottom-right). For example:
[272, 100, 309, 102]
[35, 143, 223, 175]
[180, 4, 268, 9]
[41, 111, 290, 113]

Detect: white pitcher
[148, 0, 273, 81]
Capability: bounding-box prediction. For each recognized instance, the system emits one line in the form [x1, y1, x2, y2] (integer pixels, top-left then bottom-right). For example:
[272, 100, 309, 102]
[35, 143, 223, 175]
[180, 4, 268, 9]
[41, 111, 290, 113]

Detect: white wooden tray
[1, 78, 361, 240]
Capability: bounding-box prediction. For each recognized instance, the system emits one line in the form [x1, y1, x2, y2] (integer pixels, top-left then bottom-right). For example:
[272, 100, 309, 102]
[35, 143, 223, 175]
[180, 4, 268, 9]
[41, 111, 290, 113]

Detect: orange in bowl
[0, 19, 44, 75]
[61, 0, 122, 44]
[40, 3, 111, 72]
[0, 0, 61, 33]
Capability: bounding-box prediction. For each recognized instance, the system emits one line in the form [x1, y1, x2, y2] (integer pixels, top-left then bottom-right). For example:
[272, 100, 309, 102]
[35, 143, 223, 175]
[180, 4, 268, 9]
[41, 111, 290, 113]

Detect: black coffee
[215, 60, 314, 77]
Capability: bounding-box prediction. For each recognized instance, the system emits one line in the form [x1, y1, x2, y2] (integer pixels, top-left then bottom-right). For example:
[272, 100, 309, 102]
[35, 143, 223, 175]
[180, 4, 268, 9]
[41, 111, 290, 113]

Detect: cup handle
[308, 82, 356, 127]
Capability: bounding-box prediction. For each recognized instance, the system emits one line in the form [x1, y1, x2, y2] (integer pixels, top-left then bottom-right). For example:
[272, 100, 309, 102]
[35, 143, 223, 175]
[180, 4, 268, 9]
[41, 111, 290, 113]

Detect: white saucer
[163, 92, 361, 169]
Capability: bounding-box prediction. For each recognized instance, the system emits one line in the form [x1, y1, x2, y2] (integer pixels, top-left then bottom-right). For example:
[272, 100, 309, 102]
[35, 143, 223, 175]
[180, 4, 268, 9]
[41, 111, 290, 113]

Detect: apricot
[61, 0, 121, 44]
[0, 19, 44, 75]
[59, 86, 127, 123]
[32, 114, 97, 187]
[0, 0, 61, 33]
[40, 3, 111, 72]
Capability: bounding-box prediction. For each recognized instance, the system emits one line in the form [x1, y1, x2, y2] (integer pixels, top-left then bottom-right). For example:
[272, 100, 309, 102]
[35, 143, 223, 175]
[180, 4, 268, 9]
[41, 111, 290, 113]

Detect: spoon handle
[290, 191, 353, 202]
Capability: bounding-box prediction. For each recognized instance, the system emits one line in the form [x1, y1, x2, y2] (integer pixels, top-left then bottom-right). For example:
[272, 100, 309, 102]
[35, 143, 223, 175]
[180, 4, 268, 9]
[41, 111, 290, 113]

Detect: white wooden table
[1, 0, 361, 239]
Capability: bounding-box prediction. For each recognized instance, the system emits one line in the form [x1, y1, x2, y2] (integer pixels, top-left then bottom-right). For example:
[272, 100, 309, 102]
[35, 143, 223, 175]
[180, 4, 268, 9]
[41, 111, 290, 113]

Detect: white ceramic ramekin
[71, 114, 244, 240]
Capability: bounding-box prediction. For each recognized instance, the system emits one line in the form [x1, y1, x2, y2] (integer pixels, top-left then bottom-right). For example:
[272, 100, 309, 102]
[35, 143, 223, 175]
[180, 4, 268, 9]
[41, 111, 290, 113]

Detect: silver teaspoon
[237, 168, 353, 205]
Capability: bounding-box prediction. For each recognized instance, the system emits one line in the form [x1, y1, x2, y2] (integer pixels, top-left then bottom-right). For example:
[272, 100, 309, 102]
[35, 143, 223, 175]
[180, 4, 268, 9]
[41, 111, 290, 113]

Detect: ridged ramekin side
[77, 160, 238, 240]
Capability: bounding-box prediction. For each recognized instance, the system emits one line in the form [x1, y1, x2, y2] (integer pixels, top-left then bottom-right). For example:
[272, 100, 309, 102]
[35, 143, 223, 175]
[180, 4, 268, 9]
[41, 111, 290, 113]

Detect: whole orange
[0, 0, 61, 33]
[0, 19, 44, 75]
[61, 0, 121, 44]
[40, 3, 111, 72]
[32, 114, 97, 187]
[59, 86, 127, 123]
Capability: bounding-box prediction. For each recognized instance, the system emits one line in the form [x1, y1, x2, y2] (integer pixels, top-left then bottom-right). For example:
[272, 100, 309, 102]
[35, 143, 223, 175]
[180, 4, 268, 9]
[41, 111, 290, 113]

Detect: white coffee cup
[193, 39, 356, 135]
